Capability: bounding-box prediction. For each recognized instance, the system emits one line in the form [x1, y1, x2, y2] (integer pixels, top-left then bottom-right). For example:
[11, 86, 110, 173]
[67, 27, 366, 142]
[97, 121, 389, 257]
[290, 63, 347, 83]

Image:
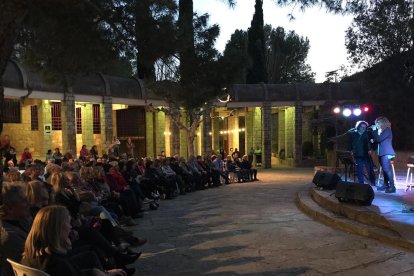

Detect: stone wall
[155, 112, 166, 156]
[2, 99, 43, 160]
[253, 107, 262, 149]
[164, 115, 171, 157]
[1, 98, 106, 161]
[271, 112, 278, 156]
[227, 116, 238, 152]
[61, 93, 76, 155]
[212, 117, 220, 152]
[145, 111, 155, 158]
[262, 102, 272, 168]
[278, 109, 286, 157]
[285, 107, 295, 159]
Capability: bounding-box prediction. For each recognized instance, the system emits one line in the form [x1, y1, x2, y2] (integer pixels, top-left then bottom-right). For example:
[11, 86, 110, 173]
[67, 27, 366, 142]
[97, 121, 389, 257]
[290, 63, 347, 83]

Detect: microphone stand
[327, 130, 352, 142]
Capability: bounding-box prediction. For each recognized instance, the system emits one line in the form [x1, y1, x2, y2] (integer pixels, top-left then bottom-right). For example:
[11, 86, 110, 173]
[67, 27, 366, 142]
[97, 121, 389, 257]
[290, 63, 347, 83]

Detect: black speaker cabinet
[312, 172, 341, 190]
[335, 181, 374, 206]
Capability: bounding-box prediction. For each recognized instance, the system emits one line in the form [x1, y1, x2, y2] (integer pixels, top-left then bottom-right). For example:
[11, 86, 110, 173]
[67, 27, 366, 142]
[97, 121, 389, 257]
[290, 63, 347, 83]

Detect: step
[296, 188, 414, 251]
[310, 187, 394, 231]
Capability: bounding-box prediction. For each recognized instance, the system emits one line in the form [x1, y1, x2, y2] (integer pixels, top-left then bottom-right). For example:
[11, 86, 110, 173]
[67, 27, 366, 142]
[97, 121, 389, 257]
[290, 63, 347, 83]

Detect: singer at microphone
[371, 116, 396, 193]
[347, 127, 357, 132]
[347, 120, 376, 185]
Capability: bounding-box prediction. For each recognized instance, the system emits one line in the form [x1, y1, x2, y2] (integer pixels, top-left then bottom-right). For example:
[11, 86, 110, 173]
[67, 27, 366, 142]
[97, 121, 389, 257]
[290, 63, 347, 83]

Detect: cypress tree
[246, 0, 267, 84]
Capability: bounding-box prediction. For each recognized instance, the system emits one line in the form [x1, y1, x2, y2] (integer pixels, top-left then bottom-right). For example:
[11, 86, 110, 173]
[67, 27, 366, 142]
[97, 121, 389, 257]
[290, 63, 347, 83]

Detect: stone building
[2, 60, 362, 168]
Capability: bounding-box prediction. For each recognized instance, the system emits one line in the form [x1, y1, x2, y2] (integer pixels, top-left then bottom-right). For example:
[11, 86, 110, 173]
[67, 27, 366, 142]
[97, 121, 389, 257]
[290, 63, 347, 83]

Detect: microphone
[347, 128, 357, 132]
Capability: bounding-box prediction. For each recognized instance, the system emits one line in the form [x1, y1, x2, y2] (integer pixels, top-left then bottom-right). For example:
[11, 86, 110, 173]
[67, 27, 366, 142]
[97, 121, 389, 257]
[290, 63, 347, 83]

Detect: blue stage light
[342, 108, 352, 117]
[353, 107, 362, 116]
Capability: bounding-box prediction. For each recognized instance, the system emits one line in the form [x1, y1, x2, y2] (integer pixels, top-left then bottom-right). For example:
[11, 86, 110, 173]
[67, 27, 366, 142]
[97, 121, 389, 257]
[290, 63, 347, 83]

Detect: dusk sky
[194, 0, 355, 83]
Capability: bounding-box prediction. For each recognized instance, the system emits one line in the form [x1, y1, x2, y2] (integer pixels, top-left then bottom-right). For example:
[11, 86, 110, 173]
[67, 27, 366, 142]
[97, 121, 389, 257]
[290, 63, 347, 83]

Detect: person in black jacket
[348, 120, 376, 185]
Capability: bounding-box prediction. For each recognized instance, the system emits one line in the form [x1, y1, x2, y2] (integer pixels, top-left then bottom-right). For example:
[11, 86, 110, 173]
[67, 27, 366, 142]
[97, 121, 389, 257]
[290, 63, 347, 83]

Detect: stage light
[333, 107, 341, 114]
[342, 108, 352, 117]
[363, 106, 369, 112]
[353, 107, 362, 116]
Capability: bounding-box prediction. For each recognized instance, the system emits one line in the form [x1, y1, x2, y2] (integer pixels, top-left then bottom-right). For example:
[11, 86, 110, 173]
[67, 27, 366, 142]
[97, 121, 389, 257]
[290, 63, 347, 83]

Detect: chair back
[6, 259, 50, 276]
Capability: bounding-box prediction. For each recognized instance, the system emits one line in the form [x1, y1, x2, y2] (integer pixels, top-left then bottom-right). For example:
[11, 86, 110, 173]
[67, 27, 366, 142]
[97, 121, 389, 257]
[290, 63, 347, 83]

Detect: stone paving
[128, 168, 414, 275]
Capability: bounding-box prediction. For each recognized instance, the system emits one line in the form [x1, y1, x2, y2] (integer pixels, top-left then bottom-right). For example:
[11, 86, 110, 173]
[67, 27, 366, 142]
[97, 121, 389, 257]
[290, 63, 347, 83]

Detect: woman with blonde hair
[22, 205, 126, 276]
[371, 116, 396, 193]
[50, 172, 141, 272]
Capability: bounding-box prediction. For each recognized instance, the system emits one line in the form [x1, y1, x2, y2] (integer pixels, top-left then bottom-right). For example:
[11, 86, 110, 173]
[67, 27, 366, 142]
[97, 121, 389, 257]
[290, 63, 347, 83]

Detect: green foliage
[221, 25, 314, 84]
[339, 0, 414, 149]
[155, 12, 225, 111]
[343, 49, 414, 149]
[134, 0, 177, 80]
[275, 0, 364, 15]
[14, 0, 132, 87]
[265, 25, 314, 83]
[324, 65, 351, 83]
[345, 0, 413, 69]
[220, 30, 249, 84]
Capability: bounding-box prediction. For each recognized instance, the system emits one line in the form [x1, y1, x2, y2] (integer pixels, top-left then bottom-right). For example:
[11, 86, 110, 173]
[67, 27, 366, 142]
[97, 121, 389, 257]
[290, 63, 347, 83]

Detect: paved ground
[128, 168, 414, 275]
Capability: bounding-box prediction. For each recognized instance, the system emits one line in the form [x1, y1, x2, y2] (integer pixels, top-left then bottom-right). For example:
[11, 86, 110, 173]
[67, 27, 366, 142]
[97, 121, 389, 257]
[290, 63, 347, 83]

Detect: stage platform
[297, 179, 414, 251]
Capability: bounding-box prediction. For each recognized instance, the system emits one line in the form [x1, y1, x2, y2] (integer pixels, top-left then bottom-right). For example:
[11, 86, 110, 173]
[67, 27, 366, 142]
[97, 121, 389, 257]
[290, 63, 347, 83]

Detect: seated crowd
[0, 141, 258, 276]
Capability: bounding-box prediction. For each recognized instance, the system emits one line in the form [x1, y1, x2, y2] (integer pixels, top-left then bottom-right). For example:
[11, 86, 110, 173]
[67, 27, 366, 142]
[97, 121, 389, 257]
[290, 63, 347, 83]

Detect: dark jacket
[371, 128, 395, 156]
[54, 191, 81, 218]
[348, 131, 371, 158]
[0, 219, 32, 276]
[22, 253, 86, 276]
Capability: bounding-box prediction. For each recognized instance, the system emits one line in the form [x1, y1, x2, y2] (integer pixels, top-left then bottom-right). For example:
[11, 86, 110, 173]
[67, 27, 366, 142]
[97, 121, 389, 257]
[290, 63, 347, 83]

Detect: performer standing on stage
[371, 116, 396, 193]
[348, 120, 376, 185]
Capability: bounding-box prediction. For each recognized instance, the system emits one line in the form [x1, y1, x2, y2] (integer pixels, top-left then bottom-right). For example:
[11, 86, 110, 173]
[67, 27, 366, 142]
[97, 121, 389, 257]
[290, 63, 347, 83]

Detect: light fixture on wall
[218, 128, 246, 135]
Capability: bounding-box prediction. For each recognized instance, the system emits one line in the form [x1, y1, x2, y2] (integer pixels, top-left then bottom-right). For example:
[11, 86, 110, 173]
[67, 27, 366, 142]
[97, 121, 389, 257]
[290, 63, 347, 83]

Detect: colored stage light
[333, 107, 341, 114]
[363, 106, 369, 112]
[353, 107, 362, 116]
[342, 108, 352, 117]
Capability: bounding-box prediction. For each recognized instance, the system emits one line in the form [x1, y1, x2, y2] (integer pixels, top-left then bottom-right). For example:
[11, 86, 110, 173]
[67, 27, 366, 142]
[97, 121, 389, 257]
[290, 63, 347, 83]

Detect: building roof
[230, 82, 363, 103]
[2, 60, 144, 99]
[2, 59, 368, 105]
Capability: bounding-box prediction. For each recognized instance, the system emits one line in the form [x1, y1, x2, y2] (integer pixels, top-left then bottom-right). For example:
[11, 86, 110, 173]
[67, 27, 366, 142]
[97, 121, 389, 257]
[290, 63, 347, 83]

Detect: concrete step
[310, 187, 393, 231]
[296, 187, 414, 251]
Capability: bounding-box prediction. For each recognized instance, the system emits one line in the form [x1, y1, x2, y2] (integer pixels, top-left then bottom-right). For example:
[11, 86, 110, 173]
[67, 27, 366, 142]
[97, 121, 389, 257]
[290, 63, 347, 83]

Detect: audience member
[80, 145, 89, 159]
[19, 147, 33, 168]
[0, 183, 32, 276]
[22, 205, 126, 276]
[125, 138, 135, 158]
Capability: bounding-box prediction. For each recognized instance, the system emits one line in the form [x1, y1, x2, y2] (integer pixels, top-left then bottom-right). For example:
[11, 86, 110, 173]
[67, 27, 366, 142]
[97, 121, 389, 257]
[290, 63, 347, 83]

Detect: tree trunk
[187, 132, 196, 157]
